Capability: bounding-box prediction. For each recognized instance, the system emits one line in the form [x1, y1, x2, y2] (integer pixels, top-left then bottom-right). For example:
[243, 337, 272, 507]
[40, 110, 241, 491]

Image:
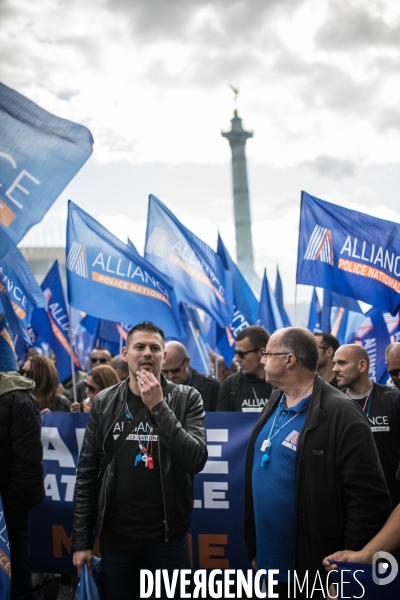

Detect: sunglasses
[85, 381, 98, 394]
[389, 369, 400, 378]
[90, 357, 108, 364]
[234, 348, 262, 360]
[162, 357, 187, 375]
[22, 370, 32, 378]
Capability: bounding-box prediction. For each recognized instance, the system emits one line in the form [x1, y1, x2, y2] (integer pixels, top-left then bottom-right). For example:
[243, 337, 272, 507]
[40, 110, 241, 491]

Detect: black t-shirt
[217, 371, 273, 412]
[100, 388, 165, 554]
[347, 383, 400, 507]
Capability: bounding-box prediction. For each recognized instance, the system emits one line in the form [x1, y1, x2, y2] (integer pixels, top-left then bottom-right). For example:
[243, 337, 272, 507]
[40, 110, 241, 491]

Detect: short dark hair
[236, 325, 270, 348]
[279, 328, 318, 372]
[90, 346, 112, 357]
[126, 321, 165, 348]
[315, 332, 340, 353]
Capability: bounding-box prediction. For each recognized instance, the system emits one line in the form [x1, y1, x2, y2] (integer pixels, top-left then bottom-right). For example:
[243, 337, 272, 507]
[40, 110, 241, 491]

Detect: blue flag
[203, 313, 217, 351]
[0, 245, 46, 342]
[275, 267, 291, 327]
[331, 307, 365, 345]
[216, 234, 259, 366]
[14, 327, 50, 367]
[352, 308, 391, 384]
[0, 315, 17, 372]
[166, 304, 210, 375]
[30, 261, 81, 383]
[0, 82, 93, 258]
[93, 318, 131, 356]
[382, 311, 400, 344]
[321, 289, 332, 333]
[297, 191, 400, 314]
[307, 288, 322, 332]
[144, 195, 234, 328]
[0, 494, 11, 599]
[257, 269, 284, 334]
[127, 238, 139, 254]
[67, 201, 184, 338]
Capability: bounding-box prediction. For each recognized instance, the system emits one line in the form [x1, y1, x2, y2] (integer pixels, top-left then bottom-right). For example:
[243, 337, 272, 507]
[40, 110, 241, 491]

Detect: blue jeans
[101, 534, 191, 600]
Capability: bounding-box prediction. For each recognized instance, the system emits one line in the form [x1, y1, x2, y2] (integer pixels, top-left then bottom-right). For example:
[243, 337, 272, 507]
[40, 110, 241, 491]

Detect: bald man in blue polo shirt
[244, 327, 391, 600]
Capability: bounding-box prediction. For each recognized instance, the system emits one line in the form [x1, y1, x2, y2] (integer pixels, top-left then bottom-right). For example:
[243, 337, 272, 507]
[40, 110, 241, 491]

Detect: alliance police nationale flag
[0, 82, 93, 258]
[30, 261, 81, 384]
[144, 195, 234, 328]
[67, 201, 184, 338]
[216, 234, 258, 366]
[297, 191, 400, 314]
[351, 308, 391, 384]
[257, 269, 284, 334]
[0, 245, 46, 342]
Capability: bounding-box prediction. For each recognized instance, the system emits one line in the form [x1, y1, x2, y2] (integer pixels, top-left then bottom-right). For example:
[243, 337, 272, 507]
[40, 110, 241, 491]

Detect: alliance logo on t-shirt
[241, 398, 267, 412]
[282, 430, 300, 452]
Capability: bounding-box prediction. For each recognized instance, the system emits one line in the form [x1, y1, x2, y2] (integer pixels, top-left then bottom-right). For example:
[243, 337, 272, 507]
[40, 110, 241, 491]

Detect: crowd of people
[1, 322, 400, 599]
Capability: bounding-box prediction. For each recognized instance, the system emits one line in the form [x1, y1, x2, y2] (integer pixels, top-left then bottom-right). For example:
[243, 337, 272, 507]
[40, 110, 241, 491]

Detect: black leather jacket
[72, 377, 207, 552]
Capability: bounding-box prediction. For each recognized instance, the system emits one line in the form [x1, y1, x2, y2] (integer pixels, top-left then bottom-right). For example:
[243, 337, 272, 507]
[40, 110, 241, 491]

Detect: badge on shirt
[282, 430, 300, 452]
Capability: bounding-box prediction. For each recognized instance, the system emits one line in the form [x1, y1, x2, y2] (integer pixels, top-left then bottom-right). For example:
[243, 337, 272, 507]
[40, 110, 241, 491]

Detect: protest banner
[29, 412, 257, 575]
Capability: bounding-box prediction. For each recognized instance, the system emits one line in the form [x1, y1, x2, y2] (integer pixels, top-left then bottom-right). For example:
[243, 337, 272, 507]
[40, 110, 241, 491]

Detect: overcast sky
[2, 0, 400, 306]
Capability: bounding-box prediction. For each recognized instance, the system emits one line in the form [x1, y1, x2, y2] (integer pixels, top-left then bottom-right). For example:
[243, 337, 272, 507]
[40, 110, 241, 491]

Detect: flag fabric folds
[0, 82, 93, 258]
[0, 495, 11, 600]
[0, 245, 46, 342]
[167, 304, 210, 375]
[144, 195, 234, 328]
[30, 261, 80, 383]
[216, 234, 259, 366]
[307, 288, 322, 333]
[351, 308, 390, 384]
[67, 201, 184, 338]
[297, 191, 400, 315]
[257, 269, 284, 334]
[0, 315, 17, 372]
[274, 267, 291, 327]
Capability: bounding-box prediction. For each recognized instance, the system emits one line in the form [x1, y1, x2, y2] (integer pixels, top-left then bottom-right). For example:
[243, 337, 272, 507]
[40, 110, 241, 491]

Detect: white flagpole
[68, 306, 78, 405]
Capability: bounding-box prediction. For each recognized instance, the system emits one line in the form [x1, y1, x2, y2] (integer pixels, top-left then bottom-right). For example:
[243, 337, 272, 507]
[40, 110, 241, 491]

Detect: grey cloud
[298, 63, 378, 113]
[376, 109, 400, 133]
[300, 155, 357, 179]
[107, 0, 305, 43]
[142, 49, 263, 88]
[315, 4, 400, 51]
[270, 48, 314, 77]
[56, 90, 79, 101]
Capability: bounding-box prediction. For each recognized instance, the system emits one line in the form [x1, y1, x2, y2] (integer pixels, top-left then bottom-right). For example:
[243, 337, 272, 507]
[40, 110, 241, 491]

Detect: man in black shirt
[314, 332, 340, 388]
[72, 322, 207, 599]
[333, 343, 400, 507]
[217, 325, 273, 412]
[385, 342, 400, 389]
[162, 341, 220, 411]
